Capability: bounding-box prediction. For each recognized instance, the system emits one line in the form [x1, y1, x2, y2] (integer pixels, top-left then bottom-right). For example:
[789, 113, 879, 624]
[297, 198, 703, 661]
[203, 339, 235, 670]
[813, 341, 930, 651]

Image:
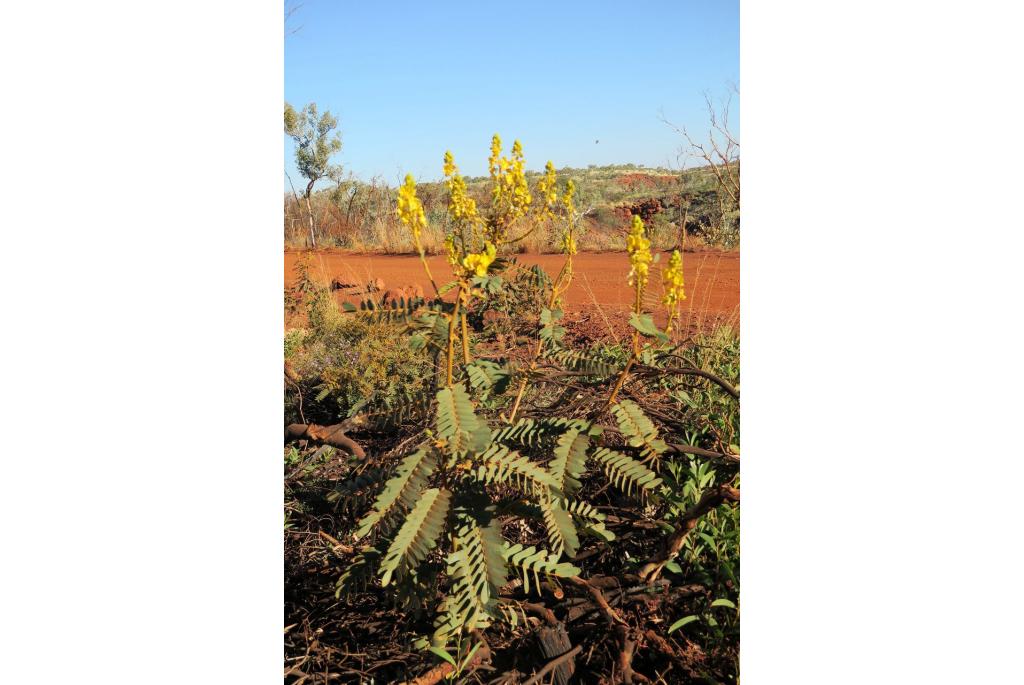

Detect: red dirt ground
[285, 249, 739, 336]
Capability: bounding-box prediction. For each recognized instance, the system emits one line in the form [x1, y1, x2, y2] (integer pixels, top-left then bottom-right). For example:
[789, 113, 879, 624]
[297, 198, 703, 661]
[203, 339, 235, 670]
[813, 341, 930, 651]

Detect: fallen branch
[568, 576, 627, 626]
[520, 602, 558, 626]
[666, 442, 739, 465]
[615, 625, 652, 684]
[521, 645, 582, 685]
[284, 422, 365, 458]
[659, 367, 738, 399]
[639, 485, 740, 584]
[317, 530, 354, 555]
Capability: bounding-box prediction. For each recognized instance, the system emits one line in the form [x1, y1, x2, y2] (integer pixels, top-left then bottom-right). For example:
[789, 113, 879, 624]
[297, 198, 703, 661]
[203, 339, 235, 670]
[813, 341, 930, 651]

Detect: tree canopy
[284, 101, 343, 195]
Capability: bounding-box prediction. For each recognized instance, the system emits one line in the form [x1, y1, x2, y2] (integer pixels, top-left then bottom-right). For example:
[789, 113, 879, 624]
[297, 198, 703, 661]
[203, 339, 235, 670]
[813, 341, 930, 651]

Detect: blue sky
[284, 0, 738, 189]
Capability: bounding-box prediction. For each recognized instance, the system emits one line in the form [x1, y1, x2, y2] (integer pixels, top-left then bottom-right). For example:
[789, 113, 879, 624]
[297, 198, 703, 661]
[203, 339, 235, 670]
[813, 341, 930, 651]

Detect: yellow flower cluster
[561, 231, 578, 256]
[562, 179, 576, 214]
[506, 140, 532, 217]
[534, 161, 558, 220]
[396, 173, 427, 241]
[626, 215, 652, 288]
[462, 241, 497, 277]
[662, 249, 686, 306]
[488, 134, 503, 178]
[487, 134, 532, 237]
[442, 150, 480, 227]
[443, 233, 460, 268]
[560, 180, 578, 255]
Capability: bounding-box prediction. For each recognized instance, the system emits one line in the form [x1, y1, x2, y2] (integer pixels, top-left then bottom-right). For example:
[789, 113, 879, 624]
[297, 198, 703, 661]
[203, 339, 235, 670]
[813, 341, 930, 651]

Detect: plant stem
[604, 276, 644, 412]
[445, 296, 460, 387]
[506, 254, 573, 423]
[603, 355, 636, 412]
[665, 309, 677, 336]
[460, 287, 471, 364]
[414, 237, 440, 297]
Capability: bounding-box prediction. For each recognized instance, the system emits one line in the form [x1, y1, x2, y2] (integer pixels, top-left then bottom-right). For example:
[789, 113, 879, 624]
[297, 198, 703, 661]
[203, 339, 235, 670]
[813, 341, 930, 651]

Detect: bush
[285, 273, 434, 424]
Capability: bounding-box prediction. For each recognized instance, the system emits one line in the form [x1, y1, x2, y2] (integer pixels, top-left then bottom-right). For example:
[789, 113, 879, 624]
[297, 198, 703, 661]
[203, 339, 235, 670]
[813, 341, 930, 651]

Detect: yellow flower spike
[562, 179, 576, 214]
[662, 249, 686, 306]
[448, 174, 479, 225]
[462, 241, 497, 277]
[512, 139, 524, 159]
[443, 234, 460, 268]
[489, 134, 502, 177]
[442, 152, 480, 230]
[626, 214, 652, 288]
[396, 173, 427, 241]
[544, 162, 557, 200]
[507, 153, 531, 218]
[534, 161, 558, 221]
[561, 231, 577, 256]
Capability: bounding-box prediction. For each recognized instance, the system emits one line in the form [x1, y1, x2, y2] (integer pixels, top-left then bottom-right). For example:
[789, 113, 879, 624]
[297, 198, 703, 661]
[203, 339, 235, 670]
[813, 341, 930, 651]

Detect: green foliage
[548, 425, 595, 495]
[492, 417, 588, 450]
[612, 399, 668, 466]
[473, 443, 558, 495]
[379, 487, 451, 587]
[502, 542, 580, 593]
[465, 360, 512, 399]
[549, 349, 620, 378]
[284, 269, 433, 423]
[541, 498, 579, 557]
[326, 467, 387, 517]
[284, 101, 343, 190]
[590, 447, 663, 496]
[436, 383, 490, 456]
[335, 545, 383, 596]
[666, 325, 740, 453]
[538, 307, 566, 346]
[284, 328, 306, 360]
[332, 366, 691, 650]
[661, 457, 739, 589]
[629, 312, 669, 342]
[353, 446, 436, 539]
[470, 260, 553, 332]
[433, 511, 507, 645]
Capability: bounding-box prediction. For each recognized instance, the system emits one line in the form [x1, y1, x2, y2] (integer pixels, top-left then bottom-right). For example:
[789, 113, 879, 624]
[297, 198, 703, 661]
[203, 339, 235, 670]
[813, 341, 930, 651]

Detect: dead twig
[639, 485, 740, 583]
[521, 645, 583, 685]
[285, 422, 366, 458]
[568, 576, 627, 626]
[665, 442, 739, 465]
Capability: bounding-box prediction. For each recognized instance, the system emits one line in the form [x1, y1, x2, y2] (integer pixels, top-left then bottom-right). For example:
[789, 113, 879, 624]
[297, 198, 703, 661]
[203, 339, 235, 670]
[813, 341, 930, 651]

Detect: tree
[284, 102, 343, 248]
[661, 87, 740, 248]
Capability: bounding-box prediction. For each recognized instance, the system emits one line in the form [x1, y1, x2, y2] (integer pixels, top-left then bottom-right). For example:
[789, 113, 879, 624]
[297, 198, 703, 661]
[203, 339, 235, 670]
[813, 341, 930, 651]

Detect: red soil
[285, 249, 739, 335]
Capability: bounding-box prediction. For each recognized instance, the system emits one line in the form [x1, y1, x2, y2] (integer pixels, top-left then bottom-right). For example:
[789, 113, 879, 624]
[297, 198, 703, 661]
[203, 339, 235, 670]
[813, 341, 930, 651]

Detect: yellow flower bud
[626, 215, 652, 288]
[662, 249, 686, 307]
[396, 173, 426, 241]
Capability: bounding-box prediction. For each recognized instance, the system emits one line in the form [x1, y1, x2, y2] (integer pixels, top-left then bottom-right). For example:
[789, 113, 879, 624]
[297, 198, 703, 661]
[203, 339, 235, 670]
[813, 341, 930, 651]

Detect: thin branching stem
[506, 252, 573, 423]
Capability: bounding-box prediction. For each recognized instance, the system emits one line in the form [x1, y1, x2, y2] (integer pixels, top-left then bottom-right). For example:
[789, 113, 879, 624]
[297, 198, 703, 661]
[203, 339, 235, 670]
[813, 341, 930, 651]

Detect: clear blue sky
[284, 0, 738, 189]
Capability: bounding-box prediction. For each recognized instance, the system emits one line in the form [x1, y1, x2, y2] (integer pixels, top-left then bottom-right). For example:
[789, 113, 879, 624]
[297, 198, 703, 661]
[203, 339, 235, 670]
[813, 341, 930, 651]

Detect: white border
[2, 1, 1023, 682]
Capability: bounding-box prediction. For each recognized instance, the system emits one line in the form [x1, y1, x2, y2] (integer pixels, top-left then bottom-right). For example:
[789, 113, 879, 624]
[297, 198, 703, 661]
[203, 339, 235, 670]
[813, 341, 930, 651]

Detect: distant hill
[285, 163, 737, 252]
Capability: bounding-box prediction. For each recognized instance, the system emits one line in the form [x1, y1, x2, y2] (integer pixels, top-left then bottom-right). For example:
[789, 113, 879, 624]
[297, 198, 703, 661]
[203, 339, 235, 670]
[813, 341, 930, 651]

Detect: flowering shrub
[286, 137, 739, 683]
